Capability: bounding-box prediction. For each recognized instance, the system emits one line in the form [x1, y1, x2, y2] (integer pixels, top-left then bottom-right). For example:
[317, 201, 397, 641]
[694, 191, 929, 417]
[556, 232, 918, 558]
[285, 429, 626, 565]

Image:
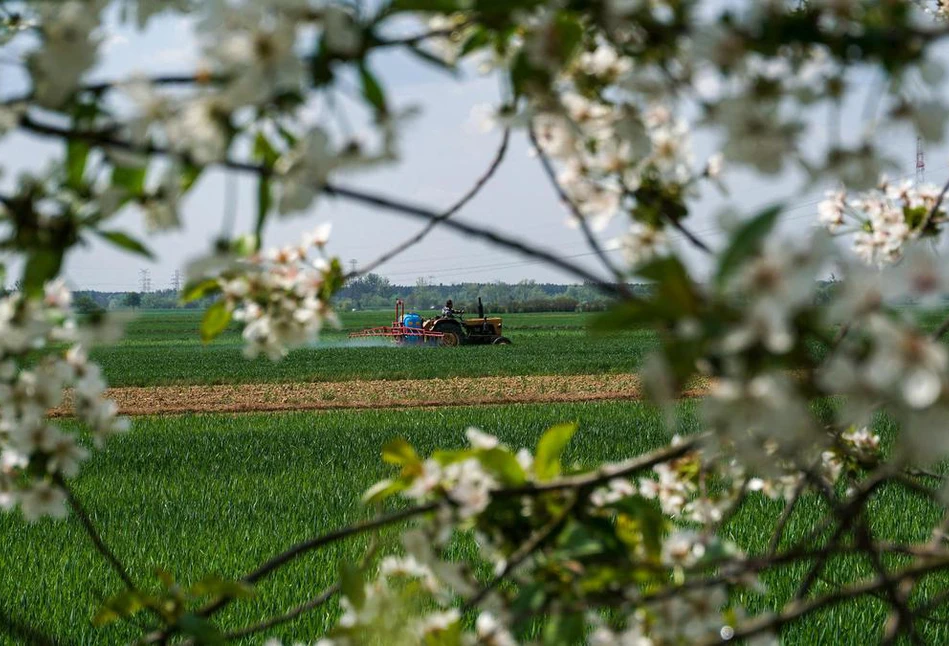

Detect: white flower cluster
[0, 281, 127, 522]
[722, 236, 829, 355]
[219, 225, 340, 361]
[818, 178, 946, 266]
[404, 428, 501, 519]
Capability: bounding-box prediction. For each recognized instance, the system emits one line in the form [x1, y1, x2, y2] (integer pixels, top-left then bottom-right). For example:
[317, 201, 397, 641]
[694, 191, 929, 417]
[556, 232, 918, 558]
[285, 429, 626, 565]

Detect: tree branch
[498, 435, 704, 497]
[528, 126, 630, 292]
[197, 501, 440, 619]
[464, 495, 577, 610]
[17, 115, 627, 297]
[350, 128, 511, 279]
[57, 477, 137, 592]
[222, 583, 339, 640]
[699, 557, 949, 646]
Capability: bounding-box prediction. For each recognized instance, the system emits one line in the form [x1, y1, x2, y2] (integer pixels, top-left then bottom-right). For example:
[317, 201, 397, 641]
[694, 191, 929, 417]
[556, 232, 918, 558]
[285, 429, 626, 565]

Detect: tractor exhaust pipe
[478, 297, 485, 319]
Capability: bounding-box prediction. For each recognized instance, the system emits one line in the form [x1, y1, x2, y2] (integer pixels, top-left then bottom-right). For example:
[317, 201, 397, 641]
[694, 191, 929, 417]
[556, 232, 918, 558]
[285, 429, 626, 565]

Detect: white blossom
[27, 2, 103, 108]
[167, 97, 230, 166]
[322, 7, 362, 57]
[19, 480, 68, 522]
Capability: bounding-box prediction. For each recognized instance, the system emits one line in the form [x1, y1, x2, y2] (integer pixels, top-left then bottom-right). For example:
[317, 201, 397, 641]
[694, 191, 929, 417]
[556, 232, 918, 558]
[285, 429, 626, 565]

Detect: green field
[6, 307, 949, 644]
[1, 402, 946, 645]
[87, 310, 656, 387]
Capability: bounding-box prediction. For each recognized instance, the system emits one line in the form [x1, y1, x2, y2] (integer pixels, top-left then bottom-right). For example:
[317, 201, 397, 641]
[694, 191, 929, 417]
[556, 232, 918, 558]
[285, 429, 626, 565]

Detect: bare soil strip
[51, 374, 709, 417]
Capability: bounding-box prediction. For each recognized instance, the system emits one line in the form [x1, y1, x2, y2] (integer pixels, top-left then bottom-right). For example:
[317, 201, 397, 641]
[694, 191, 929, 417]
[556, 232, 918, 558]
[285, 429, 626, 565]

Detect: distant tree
[123, 292, 142, 308]
[73, 294, 103, 315]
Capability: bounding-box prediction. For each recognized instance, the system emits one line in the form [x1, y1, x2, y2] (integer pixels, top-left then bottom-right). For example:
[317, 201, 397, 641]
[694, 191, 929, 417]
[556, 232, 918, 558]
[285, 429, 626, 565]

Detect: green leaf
[715, 204, 783, 290]
[534, 423, 577, 481]
[177, 614, 225, 646]
[431, 449, 473, 465]
[478, 448, 526, 486]
[542, 612, 585, 646]
[391, 0, 464, 10]
[155, 568, 175, 588]
[200, 300, 232, 343]
[96, 230, 155, 260]
[423, 618, 463, 646]
[359, 64, 387, 114]
[181, 163, 203, 192]
[340, 562, 366, 609]
[612, 496, 668, 558]
[556, 520, 607, 559]
[22, 250, 63, 298]
[460, 27, 491, 56]
[382, 438, 420, 466]
[232, 234, 258, 257]
[253, 132, 280, 167]
[362, 477, 409, 504]
[111, 163, 147, 195]
[511, 582, 546, 620]
[404, 44, 459, 75]
[66, 139, 90, 190]
[638, 256, 697, 316]
[319, 257, 346, 302]
[189, 576, 254, 600]
[181, 278, 221, 303]
[255, 175, 271, 248]
[553, 12, 584, 64]
[92, 590, 147, 627]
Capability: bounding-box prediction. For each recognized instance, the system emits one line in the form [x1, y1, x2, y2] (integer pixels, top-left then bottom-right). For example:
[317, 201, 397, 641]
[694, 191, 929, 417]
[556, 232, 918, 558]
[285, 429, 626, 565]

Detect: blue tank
[402, 312, 423, 344]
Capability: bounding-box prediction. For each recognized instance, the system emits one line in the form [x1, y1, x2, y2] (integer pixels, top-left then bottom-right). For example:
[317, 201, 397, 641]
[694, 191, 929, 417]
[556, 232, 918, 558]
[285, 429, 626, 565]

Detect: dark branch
[498, 435, 704, 497]
[57, 477, 137, 592]
[17, 115, 627, 297]
[223, 584, 339, 640]
[0, 606, 71, 646]
[350, 128, 511, 279]
[464, 496, 577, 610]
[198, 501, 440, 619]
[664, 214, 713, 254]
[528, 126, 630, 292]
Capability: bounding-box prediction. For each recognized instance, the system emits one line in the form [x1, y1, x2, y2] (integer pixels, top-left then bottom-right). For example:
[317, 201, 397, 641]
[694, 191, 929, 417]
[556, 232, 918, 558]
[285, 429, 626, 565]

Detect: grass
[1, 401, 945, 645]
[86, 310, 657, 387]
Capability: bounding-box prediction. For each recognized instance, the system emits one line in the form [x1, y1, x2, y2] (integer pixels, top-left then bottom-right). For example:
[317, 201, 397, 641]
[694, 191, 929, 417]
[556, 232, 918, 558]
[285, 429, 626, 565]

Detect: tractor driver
[442, 299, 463, 318]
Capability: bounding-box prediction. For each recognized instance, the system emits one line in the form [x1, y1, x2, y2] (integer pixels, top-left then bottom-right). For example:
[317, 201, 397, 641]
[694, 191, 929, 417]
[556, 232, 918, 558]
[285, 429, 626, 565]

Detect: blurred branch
[499, 434, 704, 497]
[699, 557, 949, 646]
[0, 606, 70, 646]
[197, 501, 440, 620]
[350, 128, 511, 279]
[465, 495, 578, 610]
[57, 476, 138, 592]
[222, 583, 339, 640]
[17, 115, 627, 297]
[664, 215, 713, 254]
[528, 126, 631, 294]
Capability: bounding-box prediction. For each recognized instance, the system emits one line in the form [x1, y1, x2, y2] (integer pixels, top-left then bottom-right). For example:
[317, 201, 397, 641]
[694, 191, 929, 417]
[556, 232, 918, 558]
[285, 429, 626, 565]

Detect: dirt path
[50, 374, 708, 417]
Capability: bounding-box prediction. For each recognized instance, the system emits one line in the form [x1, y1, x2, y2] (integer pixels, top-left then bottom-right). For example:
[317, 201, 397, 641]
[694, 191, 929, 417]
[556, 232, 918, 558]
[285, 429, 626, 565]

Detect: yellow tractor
[422, 297, 511, 346]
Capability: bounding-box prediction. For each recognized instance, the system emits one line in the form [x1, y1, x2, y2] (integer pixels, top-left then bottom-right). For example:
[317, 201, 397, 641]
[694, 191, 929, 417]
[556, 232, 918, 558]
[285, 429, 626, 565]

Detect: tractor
[349, 298, 511, 347]
[422, 298, 511, 346]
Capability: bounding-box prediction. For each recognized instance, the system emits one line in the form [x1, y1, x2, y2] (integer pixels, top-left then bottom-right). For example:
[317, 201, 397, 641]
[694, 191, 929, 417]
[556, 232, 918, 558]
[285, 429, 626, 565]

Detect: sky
[1, 3, 947, 291]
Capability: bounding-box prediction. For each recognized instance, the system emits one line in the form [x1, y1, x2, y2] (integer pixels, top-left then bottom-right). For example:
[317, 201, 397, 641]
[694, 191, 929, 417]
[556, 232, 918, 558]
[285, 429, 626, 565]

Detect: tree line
[63, 274, 643, 314]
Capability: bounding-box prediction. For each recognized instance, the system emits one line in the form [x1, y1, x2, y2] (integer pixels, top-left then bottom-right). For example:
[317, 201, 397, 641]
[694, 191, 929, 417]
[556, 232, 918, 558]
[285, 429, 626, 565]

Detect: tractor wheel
[433, 321, 463, 347]
[492, 336, 512, 345]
